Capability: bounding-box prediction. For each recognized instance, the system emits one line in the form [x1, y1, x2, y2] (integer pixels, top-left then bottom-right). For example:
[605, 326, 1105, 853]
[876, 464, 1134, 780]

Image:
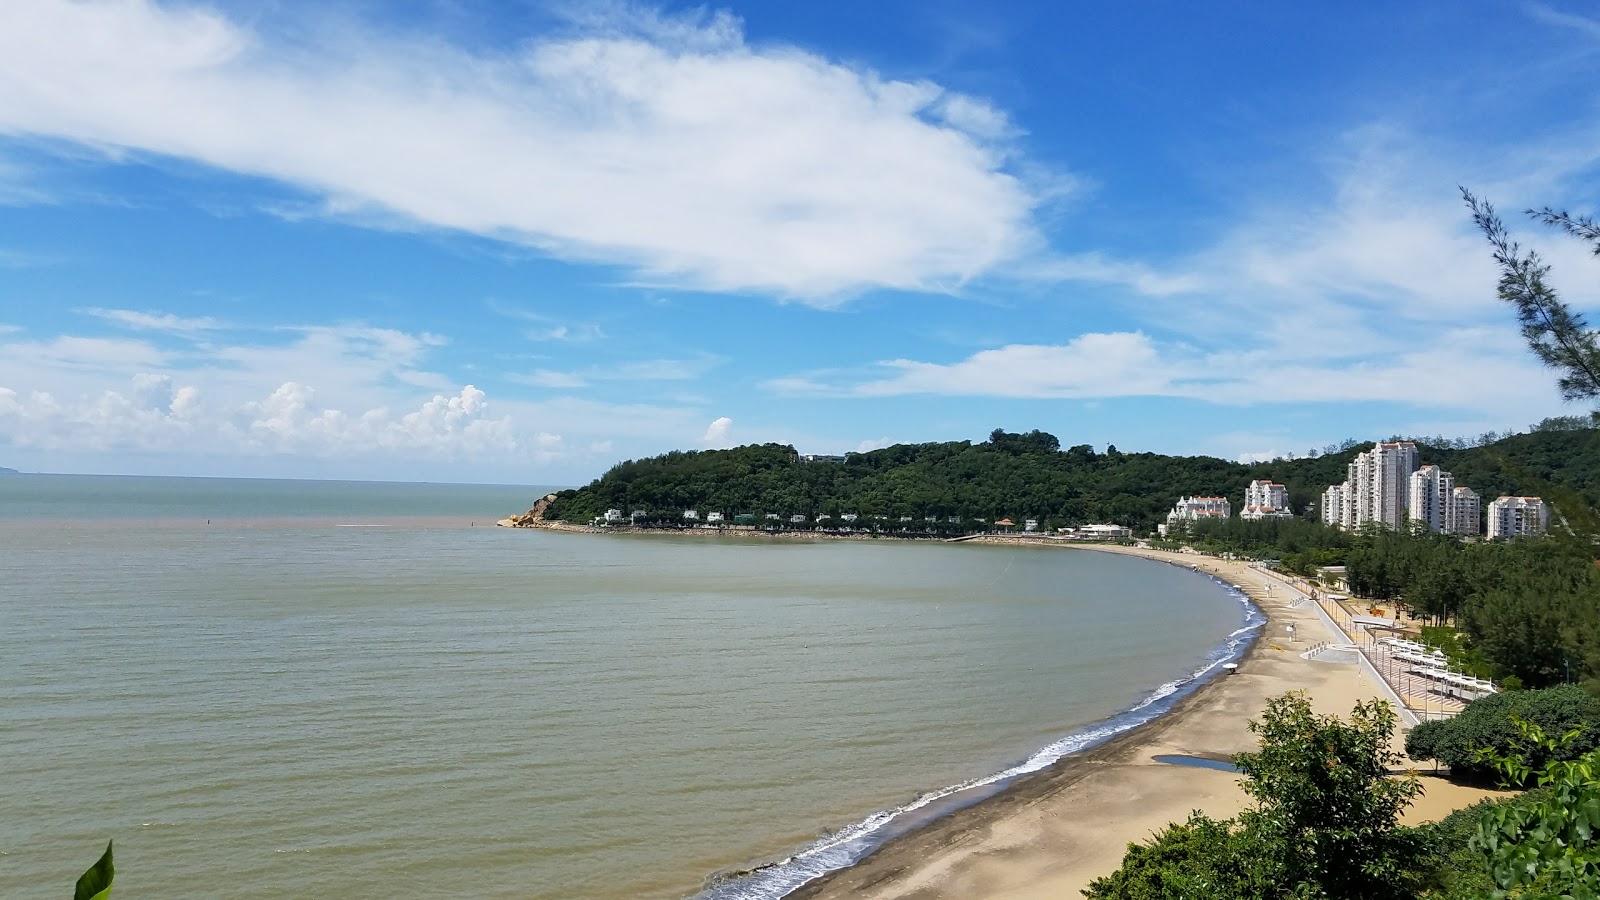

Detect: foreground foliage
[1472, 720, 1600, 898]
[75, 840, 113, 900]
[1085, 694, 1425, 899]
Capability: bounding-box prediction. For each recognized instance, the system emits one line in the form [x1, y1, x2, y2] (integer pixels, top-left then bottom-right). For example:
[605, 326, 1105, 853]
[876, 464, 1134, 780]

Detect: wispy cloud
[486, 300, 605, 343]
[79, 307, 223, 333]
[1525, 2, 1600, 41]
[0, 0, 1047, 303]
[507, 355, 719, 389]
[766, 325, 1571, 425]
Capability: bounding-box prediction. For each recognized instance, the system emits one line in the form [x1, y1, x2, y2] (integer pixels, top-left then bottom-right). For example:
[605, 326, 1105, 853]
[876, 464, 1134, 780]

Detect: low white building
[682, 509, 699, 521]
[841, 513, 859, 522]
[603, 509, 624, 523]
[706, 512, 724, 523]
[1062, 524, 1132, 541]
[790, 514, 808, 524]
[1024, 518, 1039, 532]
[1241, 481, 1292, 520]
[1487, 496, 1549, 539]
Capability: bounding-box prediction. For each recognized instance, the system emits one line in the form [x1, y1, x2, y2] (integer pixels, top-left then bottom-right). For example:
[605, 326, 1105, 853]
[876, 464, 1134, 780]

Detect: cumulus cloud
[702, 415, 733, 447]
[0, 0, 1044, 301]
[0, 375, 516, 459]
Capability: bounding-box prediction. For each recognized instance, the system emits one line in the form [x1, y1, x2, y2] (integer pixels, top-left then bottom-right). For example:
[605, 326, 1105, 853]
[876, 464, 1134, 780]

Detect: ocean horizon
[2, 474, 1255, 898]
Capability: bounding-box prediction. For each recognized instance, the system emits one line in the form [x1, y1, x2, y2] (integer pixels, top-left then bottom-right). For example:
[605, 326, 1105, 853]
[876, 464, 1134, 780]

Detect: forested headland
[542, 423, 1600, 533]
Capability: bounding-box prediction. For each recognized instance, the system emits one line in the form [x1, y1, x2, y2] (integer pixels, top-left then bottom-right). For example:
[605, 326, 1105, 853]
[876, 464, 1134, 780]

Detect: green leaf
[74, 840, 113, 900]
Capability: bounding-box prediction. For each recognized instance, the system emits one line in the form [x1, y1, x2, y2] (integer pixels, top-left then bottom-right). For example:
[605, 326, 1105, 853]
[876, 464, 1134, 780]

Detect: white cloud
[853, 332, 1169, 399]
[507, 356, 717, 389]
[0, 375, 515, 459]
[0, 0, 1044, 302]
[702, 415, 733, 447]
[767, 325, 1572, 425]
[512, 370, 591, 389]
[80, 306, 222, 333]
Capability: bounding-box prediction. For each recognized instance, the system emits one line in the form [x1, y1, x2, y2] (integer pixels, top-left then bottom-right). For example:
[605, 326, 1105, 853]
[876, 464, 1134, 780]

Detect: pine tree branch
[1463, 188, 1600, 404]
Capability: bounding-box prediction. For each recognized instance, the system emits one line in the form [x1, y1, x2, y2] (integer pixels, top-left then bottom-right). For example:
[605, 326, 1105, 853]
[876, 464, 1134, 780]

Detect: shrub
[1403, 719, 1449, 764]
[1403, 685, 1600, 782]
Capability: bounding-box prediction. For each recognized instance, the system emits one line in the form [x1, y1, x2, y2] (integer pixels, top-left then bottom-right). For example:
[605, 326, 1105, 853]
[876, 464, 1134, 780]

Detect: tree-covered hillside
[540, 427, 1600, 532]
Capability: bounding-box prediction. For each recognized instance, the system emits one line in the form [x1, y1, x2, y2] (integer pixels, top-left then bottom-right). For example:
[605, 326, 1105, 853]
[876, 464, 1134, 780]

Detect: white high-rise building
[1487, 496, 1549, 539]
[1242, 480, 1292, 519]
[1166, 496, 1231, 531]
[1450, 487, 1481, 537]
[1323, 441, 1418, 530]
[1321, 484, 1347, 528]
[1407, 465, 1455, 533]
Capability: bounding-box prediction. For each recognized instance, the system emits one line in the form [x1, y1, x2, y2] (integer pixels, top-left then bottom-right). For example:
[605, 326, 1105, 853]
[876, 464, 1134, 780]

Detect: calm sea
[0, 474, 1257, 899]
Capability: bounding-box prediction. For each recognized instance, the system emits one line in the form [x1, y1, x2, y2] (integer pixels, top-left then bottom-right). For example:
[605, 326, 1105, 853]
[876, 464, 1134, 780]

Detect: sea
[0, 474, 1260, 899]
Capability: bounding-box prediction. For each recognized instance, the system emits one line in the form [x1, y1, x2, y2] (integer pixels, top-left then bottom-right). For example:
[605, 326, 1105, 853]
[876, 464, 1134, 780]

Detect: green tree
[1086, 693, 1425, 899]
[1465, 190, 1600, 418]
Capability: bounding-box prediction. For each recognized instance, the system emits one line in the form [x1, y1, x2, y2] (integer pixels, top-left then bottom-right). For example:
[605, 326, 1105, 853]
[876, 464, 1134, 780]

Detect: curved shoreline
[780, 545, 1493, 900]
[695, 550, 1262, 900]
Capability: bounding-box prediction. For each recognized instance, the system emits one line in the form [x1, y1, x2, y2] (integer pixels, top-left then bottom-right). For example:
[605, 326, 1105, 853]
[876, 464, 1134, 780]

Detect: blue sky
[2, 0, 1599, 484]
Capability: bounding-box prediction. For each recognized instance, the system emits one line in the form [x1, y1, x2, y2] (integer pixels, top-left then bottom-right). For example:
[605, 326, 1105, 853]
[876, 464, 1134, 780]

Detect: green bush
[1410, 797, 1512, 899]
[1403, 719, 1449, 764]
[1403, 685, 1600, 782]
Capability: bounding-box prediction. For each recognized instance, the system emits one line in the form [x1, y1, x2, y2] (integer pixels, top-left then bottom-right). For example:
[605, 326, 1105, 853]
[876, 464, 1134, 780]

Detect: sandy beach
[789, 544, 1501, 900]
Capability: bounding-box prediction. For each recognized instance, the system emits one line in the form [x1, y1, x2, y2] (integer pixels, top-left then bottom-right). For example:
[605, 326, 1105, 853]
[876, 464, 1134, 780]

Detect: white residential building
[1487, 496, 1550, 539]
[841, 513, 859, 522]
[682, 509, 699, 521]
[1321, 484, 1346, 528]
[1407, 465, 1455, 533]
[1323, 441, 1419, 530]
[1451, 487, 1481, 537]
[1024, 518, 1039, 532]
[790, 514, 808, 524]
[1242, 481, 1292, 520]
[603, 508, 624, 523]
[706, 512, 724, 523]
[1166, 496, 1231, 530]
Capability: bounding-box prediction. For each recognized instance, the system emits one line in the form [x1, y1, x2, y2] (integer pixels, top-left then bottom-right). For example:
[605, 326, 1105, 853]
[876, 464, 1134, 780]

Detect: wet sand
[791, 545, 1501, 900]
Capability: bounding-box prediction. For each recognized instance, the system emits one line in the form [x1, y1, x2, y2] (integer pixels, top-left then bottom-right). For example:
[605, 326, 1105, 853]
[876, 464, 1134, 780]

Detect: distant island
[535, 423, 1600, 533]
[0, 466, 17, 475]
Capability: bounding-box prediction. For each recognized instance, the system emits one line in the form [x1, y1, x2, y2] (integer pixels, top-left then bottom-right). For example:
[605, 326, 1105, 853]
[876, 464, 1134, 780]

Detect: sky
[1, 0, 1599, 485]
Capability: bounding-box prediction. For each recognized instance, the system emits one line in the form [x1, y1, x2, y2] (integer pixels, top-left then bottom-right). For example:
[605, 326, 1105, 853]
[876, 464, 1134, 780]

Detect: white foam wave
[698, 578, 1266, 900]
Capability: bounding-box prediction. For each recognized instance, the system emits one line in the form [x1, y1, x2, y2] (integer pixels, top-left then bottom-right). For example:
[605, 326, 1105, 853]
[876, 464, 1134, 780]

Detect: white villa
[603, 509, 624, 523]
[1487, 496, 1549, 539]
[1241, 481, 1292, 519]
[1166, 496, 1231, 531]
[706, 512, 725, 523]
[682, 509, 699, 521]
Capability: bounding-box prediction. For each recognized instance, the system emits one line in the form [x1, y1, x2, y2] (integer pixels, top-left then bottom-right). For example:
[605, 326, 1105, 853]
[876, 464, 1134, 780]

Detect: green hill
[541, 427, 1600, 533]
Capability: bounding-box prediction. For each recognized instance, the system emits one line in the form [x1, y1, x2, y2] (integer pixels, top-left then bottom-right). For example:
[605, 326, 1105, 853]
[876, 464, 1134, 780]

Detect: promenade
[1252, 566, 1470, 722]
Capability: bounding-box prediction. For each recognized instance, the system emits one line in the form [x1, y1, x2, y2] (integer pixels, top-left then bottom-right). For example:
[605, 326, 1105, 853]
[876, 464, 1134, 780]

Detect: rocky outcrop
[498, 493, 558, 527]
